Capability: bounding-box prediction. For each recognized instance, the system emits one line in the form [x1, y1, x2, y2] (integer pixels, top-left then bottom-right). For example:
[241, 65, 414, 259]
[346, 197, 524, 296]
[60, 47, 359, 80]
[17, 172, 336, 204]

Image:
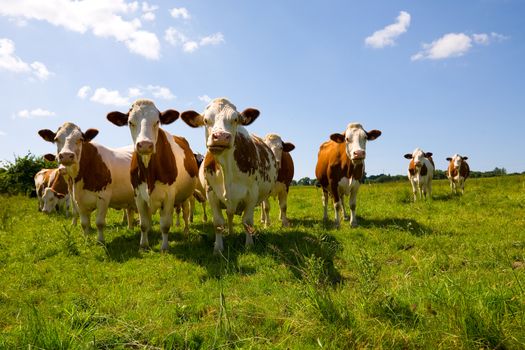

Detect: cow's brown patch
[253, 136, 273, 182]
[50, 170, 69, 195]
[36, 170, 53, 198]
[408, 159, 431, 176]
[203, 152, 219, 173]
[75, 142, 112, 192]
[233, 133, 258, 175]
[277, 151, 294, 191]
[130, 129, 177, 192]
[173, 136, 198, 178]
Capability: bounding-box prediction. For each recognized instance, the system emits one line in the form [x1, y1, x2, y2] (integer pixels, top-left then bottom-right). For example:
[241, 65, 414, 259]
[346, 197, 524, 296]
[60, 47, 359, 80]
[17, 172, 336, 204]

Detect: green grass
[1, 176, 524, 349]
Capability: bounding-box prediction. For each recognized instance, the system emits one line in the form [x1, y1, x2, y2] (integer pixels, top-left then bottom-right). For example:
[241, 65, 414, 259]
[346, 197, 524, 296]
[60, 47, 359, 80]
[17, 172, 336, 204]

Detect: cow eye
[128, 121, 135, 127]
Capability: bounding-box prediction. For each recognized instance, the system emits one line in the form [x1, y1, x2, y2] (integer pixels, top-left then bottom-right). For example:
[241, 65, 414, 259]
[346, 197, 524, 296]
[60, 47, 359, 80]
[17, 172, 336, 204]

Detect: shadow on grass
[357, 216, 452, 237]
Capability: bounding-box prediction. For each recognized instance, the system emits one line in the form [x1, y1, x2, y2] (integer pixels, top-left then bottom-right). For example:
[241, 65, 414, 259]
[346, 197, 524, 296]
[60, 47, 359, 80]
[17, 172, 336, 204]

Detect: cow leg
[278, 190, 289, 227]
[182, 199, 190, 236]
[126, 208, 134, 229]
[120, 210, 127, 225]
[242, 205, 257, 248]
[330, 182, 342, 228]
[159, 200, 174, 252]
[261, 199, 270, 227]
[201, 201, 208, 222]
[208, 193, 225, 253]
[79, 209, 91, 237]
[410, 178, 418, 201]
[340, 193, 350, 221]
[136, 198, 152, 249]
[95, 201, 109, 244]
[349, 183, 360, 227]
[321, 188, 329, 221]
[64, 196, 70, 218]
[427, 180, 433, 199]
[459, 178, 465, 194]
[174, 205, 181, 227]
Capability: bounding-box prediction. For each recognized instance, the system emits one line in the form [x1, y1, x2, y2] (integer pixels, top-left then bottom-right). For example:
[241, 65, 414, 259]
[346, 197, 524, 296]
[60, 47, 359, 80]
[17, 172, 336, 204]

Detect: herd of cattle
[34, 98, 470, 253]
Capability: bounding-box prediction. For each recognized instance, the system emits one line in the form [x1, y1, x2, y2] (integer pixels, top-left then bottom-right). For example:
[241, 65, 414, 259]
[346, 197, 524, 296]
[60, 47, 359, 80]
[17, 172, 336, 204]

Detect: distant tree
[297, 177, 315, 186]
[0, 152, 57, 196]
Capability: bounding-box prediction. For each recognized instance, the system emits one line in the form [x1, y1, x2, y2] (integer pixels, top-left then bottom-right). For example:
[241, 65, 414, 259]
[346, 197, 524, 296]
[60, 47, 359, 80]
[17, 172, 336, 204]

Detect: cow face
[264, 134, 295, 169]
[330, 123, 381, 164]
[181, 98, 260, 154]
[107, 99, 179, 159]
[446, 154, 468, 168]
[38, 123, 98, 167]
[41, 187, 65, 213]
[404, 148, 432, 169]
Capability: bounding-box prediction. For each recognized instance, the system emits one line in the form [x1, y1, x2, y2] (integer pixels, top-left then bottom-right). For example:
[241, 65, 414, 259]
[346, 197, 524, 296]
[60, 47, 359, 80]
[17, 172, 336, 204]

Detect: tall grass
[0, 176, 524, 348]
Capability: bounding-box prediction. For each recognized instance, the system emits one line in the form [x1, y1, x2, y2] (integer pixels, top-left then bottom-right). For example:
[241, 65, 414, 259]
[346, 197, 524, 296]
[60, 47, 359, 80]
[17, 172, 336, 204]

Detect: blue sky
[1, 0, 524, 178]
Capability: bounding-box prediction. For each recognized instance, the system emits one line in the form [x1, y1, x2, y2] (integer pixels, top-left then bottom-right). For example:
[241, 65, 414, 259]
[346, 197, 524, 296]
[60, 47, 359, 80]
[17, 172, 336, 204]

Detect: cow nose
[212, 132, 231, 143]
[58, 152, 75, 164]
[137, 140, 154, 154]
[353, 150, 365, 159]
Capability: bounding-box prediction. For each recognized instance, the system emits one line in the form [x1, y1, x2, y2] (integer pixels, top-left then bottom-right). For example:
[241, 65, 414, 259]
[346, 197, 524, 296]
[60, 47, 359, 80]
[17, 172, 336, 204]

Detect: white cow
[107, 99, 198, 251]
[180, 98, 278, 253]
[446, 154, 470, 194]
[39, 123, 136, 242]
[404, 148, 434, 201]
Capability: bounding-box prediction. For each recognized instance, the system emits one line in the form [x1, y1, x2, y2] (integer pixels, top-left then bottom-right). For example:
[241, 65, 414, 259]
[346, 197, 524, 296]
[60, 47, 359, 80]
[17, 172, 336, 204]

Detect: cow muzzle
[351, 150, 366, 161]
[136, 140, 154, 155]
[58, 152, 75, 166]
[208, 132, 232, 153]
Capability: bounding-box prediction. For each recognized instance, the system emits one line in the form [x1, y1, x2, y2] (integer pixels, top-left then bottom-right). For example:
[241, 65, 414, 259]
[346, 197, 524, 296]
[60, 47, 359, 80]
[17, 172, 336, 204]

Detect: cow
[191, 153, 208, 223]
[261, 134, 295, 227]
[41, 167, 71, 216]
[315, 123, 381, 228]
[446, 154, 470, 194]
[34, 168, 53, 211]
[180, 97, 278, 253]
[404, 148, 435, 201]
[38, 122, 136, 243]
[106, 99, 198, 251]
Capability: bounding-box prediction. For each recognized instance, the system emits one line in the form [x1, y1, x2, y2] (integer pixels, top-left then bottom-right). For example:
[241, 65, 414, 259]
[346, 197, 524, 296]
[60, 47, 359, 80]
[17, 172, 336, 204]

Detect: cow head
[38, 122, 99, 168]
[330, 123, 381, 164]
[180, 98, 260, 154]
[404, 148, 432, 169]
[107, 99, 179, 162]
[41, 187, 65, 213]
[263, 133, 295, 169]
[446, 154, 468, 168]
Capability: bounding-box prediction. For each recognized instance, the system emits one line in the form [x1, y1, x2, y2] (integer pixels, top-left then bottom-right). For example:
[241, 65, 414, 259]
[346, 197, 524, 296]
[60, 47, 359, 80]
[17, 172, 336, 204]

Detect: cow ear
[463, 156, 468, 160]
[404, 154, 413, 159]
[283, 142, 295, 152]
[107, 111, 129, 126]
[367, 129, 382, 140]
[240, 108, 260, 126]
[425, 152, 433, 157]
[181, 111, 205, 128]
[330, 133, 345, 143]
[160, 109, 180, 125]
[83, 129, 99, 142]
[44, 153, 56, 161]
[38, 129, 56, 142]
[446, 157, 452, 161]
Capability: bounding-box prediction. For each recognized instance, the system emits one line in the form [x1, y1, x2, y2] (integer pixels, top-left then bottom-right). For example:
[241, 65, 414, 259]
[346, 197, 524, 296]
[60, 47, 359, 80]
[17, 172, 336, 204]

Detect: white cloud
[170, 7, 190, 19]
[0, 130, 7, 136]
[0, 0, 161, 60]
[79, 84, 175, 105]
[365, 11, 411, 49]
[164, 27, 187, 46]
[411, 32, 506, 61]
[77, 85, 92, 99]
[198, 95, 211, 103]
[141, 2, 157, 21]
[90, 88, 130, 106]
[200, 32, 225, 46]
[0, 38, 52, 80]
[142, 11, 155, 21]
[15, 108, 56, 119]
[183, 41, 199, 53]
[147, 85, 175, 99]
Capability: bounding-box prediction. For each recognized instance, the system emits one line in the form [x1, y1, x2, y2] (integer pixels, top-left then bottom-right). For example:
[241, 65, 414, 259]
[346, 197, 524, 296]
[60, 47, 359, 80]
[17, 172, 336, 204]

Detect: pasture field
[1, 176, 525, 349]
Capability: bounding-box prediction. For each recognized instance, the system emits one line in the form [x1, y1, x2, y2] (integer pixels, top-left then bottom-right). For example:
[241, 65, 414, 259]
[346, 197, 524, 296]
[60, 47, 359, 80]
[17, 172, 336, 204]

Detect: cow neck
[51, 171, 69, 195]
[130, 128, 177, 193]
[74, 142, 112, 192]
[409, 159, 428, 176]
[211, 144, 235, 202]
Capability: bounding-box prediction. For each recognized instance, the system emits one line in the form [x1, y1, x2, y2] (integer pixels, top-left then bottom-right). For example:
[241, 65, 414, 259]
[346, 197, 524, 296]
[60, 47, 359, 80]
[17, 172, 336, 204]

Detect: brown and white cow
[34, 168, 53, 211]
[41, 167, 71, 216]
[107, 99, 198, 251]
[180, 98, 278, 253]
[404, 148, 435, 201]
[38, 122, 136, 242]
[315, 123, 381, 228]
[261, 134, 295, 227]
[446, 154, 470, 194]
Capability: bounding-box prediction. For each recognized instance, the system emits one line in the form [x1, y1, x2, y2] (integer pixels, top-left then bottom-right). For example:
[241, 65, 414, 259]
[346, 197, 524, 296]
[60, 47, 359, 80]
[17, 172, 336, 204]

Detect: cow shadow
[357, 217, 451, 237]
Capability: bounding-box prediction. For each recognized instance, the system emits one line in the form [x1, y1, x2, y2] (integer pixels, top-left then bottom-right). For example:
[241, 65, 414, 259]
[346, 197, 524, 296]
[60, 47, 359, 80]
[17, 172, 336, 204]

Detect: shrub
[0, 152, 57, 196]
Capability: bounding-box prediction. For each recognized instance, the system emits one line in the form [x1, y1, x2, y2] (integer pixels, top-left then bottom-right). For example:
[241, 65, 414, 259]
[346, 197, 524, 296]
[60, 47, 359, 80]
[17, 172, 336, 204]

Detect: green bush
[0, 152, 57, 196]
